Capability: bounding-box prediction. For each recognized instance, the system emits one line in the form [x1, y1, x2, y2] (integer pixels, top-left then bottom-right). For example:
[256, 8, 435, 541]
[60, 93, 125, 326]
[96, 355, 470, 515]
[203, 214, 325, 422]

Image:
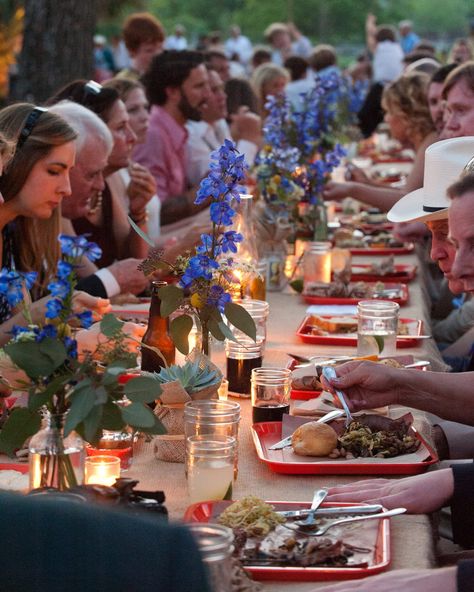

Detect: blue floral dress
[0, 224, 17, 324]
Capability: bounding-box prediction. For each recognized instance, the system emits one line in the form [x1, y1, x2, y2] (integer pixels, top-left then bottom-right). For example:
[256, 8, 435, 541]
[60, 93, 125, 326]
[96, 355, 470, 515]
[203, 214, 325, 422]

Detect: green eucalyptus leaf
[94, 386, 108, 405]
[5, 338, 67, 379]
[128, 215, 155, 247]
[64, 385, 96, 436]
[0, 408, 41, 457]
[121, 403, 156, 428]
[217, 321, 238, 343]
[101, 402, 126, 431]
[208, 318, 226, 341]
[140, 415, 167, 435]
[82, 404, 103, 444]
[158, 285, 184, 317]
[124, 376, 162, 403]
[170, 314, 193, 355]
[100, 313, 124, 337]
[224, 302, 257, 341]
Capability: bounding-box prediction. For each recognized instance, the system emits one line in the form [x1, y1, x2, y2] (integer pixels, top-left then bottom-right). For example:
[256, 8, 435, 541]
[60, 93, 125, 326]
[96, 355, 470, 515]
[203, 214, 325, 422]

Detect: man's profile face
[443, 80, 474, 138]
[178, 64, 210, 121]
[449, 190, 474, 292]
[200, 70, 227, 123]
[427, 218, 464, 294]
[63, 140, 108, 220]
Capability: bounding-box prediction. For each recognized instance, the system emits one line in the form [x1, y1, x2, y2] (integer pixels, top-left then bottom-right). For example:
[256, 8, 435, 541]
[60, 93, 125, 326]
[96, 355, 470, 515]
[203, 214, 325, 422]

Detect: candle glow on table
[84, 455, 120, 486]
[217, 378, 229, 401]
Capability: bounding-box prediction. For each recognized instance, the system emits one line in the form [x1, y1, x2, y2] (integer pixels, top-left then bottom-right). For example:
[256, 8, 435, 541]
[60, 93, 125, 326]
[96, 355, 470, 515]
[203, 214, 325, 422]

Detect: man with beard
[134, 50, 211, 225]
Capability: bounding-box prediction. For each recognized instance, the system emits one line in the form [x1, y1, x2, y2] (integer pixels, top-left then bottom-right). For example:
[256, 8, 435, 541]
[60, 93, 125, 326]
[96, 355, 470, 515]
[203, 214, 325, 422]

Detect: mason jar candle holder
[303, 242, 332, 289]
[357, 300, 400, 357]
[84, 455, 120, 487]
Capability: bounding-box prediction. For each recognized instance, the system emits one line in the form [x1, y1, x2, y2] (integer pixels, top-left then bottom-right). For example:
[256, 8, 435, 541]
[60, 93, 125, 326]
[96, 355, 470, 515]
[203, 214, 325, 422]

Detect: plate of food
[110, 295, 150, 322]
[350, 260, 417, 283]
[303, 282, 409, 306]
[333, 228, 414, 255]
[185, 496, 391, 581]
[251, 414, 437, 475]
[296, 314, 422, 347]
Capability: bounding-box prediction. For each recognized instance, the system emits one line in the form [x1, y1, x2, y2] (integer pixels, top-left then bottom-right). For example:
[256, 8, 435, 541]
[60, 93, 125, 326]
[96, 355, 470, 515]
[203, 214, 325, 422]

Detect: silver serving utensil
[404, 360, 430, 369]
[284, 507, 407, 536]
[268, 409, 345, 450]
[294, 489, 328, 528]
[321, 366, 353, 427]
[277, 504, 384, 519]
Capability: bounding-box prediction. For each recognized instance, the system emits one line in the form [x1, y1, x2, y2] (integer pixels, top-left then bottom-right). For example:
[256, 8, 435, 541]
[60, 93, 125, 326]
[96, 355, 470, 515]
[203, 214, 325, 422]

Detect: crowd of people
[1, 8, 474, 591]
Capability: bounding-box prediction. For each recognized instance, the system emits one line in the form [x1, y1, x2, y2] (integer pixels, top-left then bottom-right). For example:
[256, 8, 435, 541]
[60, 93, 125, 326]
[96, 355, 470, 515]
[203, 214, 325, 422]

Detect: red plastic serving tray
[303, 283, 409, 306]
[184, 500, 391, 581]
[0, 462, 29, 474]
[251, 422, 438, 475]
[350, 263, 417, 283]
[296, 314, 422, 348]
[348, 244, 414, 255]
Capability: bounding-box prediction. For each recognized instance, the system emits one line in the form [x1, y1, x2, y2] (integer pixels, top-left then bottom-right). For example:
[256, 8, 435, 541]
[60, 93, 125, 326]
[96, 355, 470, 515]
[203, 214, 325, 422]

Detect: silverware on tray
[276, 504, 384, 519]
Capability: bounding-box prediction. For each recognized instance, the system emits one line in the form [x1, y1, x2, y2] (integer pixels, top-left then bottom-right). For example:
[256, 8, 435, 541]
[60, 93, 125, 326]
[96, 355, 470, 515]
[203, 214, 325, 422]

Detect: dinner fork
[321, 366, 353, 427]
[284, 507, 406, 536]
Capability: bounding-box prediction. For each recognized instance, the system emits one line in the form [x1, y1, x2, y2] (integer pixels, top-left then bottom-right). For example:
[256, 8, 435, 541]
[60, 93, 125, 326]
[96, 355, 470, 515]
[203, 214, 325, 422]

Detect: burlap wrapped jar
[153, 352, 222, 463]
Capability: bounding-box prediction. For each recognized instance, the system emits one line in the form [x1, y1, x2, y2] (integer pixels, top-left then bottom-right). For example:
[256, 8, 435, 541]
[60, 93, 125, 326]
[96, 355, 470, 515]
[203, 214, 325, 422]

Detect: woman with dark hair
[224, 77, 259, 118]
[0, 103, 108, 342]
[48, 79, 155, 267]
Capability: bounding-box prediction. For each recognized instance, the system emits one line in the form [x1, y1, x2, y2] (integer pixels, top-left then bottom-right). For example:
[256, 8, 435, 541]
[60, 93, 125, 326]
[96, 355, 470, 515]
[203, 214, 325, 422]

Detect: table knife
[277, 504, 384, 518]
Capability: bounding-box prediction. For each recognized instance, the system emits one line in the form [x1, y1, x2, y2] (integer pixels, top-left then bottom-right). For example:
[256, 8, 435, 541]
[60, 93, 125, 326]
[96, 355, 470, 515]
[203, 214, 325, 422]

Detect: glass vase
[311, 201, 328, 241]
[29, 412, 85, 491]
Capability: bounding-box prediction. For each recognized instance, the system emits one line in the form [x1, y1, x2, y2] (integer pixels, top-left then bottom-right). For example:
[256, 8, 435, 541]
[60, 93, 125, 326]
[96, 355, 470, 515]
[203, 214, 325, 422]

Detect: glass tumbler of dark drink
[251, 367, 292, 423]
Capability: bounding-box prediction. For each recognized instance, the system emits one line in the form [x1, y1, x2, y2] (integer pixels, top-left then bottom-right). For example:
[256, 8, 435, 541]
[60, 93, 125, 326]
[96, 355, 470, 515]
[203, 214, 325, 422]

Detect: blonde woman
[251, 63, 289, 117]
[324, 71, 438, 212]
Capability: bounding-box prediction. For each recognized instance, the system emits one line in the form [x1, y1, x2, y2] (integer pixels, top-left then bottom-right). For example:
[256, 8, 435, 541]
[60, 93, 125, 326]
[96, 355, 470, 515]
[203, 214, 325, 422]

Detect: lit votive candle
[84, 455, 120, 486]
[218, 378, 229, 401]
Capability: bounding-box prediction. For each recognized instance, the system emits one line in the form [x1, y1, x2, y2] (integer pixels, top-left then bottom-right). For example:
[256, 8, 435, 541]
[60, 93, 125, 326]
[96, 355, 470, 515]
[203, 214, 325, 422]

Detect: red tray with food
[251, 421, 437, 475]
[303, 283, 409, 306]
[185, 499, 391, 581]
[350, 263, 417, 283]
[296, 314, 422, 348]
[349, 245, 414, 255]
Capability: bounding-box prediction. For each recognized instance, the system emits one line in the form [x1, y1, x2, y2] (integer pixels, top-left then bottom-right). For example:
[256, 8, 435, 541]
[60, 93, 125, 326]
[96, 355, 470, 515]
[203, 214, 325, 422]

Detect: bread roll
[291, 422, 338, 457]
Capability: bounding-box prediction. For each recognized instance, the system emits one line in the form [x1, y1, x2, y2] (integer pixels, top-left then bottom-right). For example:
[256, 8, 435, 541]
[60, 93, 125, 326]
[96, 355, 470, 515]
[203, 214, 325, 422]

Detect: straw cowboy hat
[387, 136, 474, 223]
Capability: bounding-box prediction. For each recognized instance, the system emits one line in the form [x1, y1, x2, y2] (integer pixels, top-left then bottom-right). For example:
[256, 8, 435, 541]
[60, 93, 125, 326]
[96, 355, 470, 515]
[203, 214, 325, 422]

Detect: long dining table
[128, 250, 446, 591]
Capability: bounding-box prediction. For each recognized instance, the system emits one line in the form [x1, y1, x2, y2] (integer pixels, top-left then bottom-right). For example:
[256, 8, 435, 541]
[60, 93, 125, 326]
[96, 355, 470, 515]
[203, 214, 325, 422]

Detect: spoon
[294, 489, 328, 528]
[285, 507, 407, 536]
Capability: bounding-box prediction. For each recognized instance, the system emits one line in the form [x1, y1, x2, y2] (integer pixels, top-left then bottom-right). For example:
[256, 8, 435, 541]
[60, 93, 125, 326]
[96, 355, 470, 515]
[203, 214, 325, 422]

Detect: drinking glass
[357, 300, 400, 357]
[303, 242, 332, 288]
[251, 367, 291, 423]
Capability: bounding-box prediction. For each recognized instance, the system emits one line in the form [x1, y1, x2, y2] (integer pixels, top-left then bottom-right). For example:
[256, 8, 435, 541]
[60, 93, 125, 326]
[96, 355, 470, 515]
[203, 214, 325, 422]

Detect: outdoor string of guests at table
[0, 7, 474, 592]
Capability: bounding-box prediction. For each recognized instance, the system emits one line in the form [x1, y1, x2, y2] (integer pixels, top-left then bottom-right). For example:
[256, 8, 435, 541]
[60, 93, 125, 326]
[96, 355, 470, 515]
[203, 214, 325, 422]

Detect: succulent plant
[154, 361, 221, 395]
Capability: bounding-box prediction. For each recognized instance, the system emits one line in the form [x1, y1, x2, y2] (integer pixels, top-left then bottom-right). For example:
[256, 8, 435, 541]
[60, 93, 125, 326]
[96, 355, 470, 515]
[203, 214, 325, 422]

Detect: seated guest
[250, 62, 289, 118]
[134, 50, 212, 225]
[308, 44, 341, 79]
[284, 56, 314, 111]
[324, 71, 437, 211]
[428, 64, 458, 134]
[224, 78, 259, 117]
[104, 77, 211, 253]
[50, 100, 149, 299]
[449, 38, 474, 64]
[48, 80, 151, 267]
[116, 12, 165, 80]
[205, 49, 232, 83]
[0, 103, 108, 343]
[263, 22, 311, 66]
[186, 68, 261, 185]
[442, 62, 474, 139]
[249, 45, 272, 72]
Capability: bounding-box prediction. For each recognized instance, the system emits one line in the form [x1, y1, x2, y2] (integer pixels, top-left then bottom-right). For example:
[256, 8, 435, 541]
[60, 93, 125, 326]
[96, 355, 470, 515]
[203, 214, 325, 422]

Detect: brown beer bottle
[141, 281, 176, 372]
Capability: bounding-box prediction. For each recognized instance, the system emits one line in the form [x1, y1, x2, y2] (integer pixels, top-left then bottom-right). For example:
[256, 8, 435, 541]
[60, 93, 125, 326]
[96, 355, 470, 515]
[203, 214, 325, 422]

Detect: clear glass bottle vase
[29, 411, 85, 491]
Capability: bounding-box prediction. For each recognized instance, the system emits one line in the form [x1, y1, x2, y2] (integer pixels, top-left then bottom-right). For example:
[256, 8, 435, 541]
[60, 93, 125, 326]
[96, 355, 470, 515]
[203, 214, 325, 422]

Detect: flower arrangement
[132, 140, 256, 358]
[0, 235, 164, 465]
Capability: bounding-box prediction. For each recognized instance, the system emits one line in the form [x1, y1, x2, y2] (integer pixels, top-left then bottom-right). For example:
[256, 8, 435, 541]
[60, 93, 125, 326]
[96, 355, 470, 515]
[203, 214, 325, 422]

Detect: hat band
[423, 205, 447, 212]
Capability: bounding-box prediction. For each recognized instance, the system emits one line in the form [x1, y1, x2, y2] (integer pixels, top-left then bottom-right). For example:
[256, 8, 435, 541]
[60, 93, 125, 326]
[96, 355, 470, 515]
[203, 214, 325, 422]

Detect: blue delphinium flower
[210, 200, 235, 226]
[220, 231, 243, 254]
[76, 310, 94, 329]
[206, 285, 231, 312]
[36, 324, 58, 341]
[45, 298, 63, 319]
[47, 278, 70, 299]
[56, 260, 73, 280]
[59, 234, 102, 262]
[0, 269, 38, 307]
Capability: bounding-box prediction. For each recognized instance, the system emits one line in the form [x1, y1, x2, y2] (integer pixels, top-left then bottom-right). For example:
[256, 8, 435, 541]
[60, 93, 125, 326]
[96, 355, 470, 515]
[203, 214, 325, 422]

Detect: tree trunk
[13, 0, 97, 103]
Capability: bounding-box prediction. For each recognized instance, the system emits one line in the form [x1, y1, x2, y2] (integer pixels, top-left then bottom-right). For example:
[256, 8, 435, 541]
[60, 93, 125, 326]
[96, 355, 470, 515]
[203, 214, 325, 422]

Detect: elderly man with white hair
[50, 101, 148, 298]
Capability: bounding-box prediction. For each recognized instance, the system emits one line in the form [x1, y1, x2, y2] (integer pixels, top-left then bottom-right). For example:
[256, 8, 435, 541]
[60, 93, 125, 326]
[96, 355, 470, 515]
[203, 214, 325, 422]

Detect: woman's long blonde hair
[0, 103, 77, 291]
[382, 71, 435, 144]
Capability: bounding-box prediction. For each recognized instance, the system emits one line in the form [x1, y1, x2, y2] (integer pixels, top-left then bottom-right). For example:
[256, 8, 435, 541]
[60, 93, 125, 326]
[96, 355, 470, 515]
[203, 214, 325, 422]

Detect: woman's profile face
[263, 75, 287, 99]
[106, 99, 137, 171]
[13, 141, 76, 219]
[124, 87, 149, 145]
[383, 103, 408, 144]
